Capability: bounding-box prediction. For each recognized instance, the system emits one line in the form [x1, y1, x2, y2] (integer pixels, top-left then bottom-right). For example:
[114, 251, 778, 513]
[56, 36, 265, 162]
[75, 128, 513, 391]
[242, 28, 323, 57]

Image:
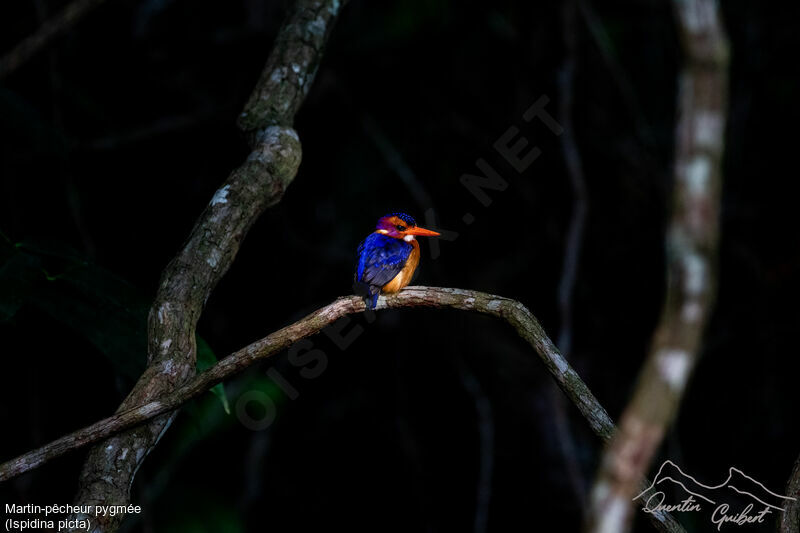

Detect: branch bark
[780, 451, 800, 533]
[0, 286, 686, 532]
[586, 1, 729, 532]
[0, 288, 602, 481]
[66, 1, 345, 530]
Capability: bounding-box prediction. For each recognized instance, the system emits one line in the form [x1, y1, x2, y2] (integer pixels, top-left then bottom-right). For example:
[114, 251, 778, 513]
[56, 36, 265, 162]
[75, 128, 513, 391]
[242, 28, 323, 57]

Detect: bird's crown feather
[380, 212, 416, 226]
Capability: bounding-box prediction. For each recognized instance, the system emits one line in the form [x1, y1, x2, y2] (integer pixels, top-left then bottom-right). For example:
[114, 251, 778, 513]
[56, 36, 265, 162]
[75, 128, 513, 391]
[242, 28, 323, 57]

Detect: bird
[354, 213, 440, 309]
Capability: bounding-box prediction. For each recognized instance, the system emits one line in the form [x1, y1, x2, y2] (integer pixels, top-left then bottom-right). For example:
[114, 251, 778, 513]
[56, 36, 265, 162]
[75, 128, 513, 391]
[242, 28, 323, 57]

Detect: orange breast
[381, 240, 420, 293]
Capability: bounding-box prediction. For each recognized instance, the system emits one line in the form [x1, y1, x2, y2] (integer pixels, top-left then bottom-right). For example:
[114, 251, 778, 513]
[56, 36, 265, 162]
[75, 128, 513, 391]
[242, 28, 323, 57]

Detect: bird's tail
[367, 290, 379, 310]
[353, 281, 380, 310]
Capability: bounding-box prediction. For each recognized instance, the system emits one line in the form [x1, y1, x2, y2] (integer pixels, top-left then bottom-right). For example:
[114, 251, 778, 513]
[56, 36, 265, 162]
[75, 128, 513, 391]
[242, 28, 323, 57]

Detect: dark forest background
[1, 0, 798, 531]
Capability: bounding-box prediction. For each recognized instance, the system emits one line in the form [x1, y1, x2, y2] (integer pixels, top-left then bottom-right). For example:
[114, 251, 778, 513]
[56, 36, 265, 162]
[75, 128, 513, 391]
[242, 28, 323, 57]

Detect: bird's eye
[395, 225, 407, 232]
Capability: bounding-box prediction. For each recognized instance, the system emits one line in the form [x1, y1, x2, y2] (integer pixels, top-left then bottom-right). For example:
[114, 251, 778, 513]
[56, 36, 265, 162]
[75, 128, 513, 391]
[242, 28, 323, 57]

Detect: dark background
[1, 0, 798, 532]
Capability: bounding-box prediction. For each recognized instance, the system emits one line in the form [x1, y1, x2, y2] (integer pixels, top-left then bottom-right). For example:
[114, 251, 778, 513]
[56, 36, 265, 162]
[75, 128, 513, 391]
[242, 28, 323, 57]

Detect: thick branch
[0, 287, 603, 481]
[69, 0, 344, 530]
[587, 1, 729, 532]
[0, 287, 686, 532]
[780, 451, 800, 533]
[237, 0, 341, 131]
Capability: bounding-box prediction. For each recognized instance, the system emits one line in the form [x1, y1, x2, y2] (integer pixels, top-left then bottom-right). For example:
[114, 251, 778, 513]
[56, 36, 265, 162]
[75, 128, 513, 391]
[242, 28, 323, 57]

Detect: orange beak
[405, 226, 440, 237]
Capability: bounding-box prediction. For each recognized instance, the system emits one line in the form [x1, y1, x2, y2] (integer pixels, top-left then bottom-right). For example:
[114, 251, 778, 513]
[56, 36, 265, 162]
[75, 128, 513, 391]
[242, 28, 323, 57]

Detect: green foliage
[0, 235, 228, 410]
[197, 336, 231, 415]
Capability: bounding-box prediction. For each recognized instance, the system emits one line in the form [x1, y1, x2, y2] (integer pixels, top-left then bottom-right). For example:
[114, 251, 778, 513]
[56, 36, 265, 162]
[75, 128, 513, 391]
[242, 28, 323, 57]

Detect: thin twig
[552, 0, 591, 511]
[586, 1, 729, 531]
[577, 0, 657, 151]
[0, 0, 110, 79]
[453, 357, 494, 533]
[361, 114, 434, 210]
[557, 0, 589, 359]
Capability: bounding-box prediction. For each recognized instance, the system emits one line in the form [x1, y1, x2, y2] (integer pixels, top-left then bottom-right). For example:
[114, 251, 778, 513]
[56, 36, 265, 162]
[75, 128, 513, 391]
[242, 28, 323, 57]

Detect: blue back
[355, 233, 412, 308]
[356, 233, 412, 285]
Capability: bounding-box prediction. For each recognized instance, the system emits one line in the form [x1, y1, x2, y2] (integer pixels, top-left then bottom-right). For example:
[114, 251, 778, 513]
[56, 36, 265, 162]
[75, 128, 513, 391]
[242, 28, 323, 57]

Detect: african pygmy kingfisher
[354, 213, 440, 309]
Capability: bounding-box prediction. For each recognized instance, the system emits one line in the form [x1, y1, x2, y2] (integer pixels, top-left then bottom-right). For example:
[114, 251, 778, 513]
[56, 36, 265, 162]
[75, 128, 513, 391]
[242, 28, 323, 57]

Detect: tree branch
[67, 1, 345, 530]
[0, 288, 597, 482]
[780, 451, 800, 533]
[556, 0, 589, 361]
[0, 286, 686, 532]
[550, 0, 591, 512]
[0, 0, 110, 79]
[586, 1, 729, 531]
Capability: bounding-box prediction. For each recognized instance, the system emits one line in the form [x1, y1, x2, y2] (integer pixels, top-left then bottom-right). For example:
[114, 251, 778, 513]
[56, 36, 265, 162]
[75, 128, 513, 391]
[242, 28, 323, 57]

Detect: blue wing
[354, 233, 412, 307]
